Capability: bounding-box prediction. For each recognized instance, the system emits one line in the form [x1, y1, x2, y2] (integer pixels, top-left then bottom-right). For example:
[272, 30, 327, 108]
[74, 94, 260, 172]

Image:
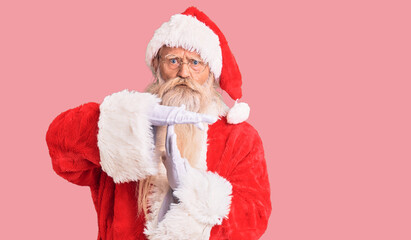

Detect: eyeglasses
[159, 55, 208, 73]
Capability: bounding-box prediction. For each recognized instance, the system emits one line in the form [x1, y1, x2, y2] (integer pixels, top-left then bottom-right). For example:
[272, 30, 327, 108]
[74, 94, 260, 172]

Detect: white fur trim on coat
[97, 90, 160, 183]
[144, 167, 232, 239]
[146, 14, 222, 79]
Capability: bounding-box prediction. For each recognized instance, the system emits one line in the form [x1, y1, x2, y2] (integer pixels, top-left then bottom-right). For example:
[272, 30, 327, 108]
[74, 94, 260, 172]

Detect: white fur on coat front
[97, 90, 161, 183]
[144, 165, 232, 240]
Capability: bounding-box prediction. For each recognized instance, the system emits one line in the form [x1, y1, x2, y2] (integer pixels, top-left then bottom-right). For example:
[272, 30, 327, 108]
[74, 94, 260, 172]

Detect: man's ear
[152, 56, 159, 71]
[152, 46, 165, 72]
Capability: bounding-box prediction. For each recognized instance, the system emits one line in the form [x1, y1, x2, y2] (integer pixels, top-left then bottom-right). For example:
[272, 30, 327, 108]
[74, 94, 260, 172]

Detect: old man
[47, 7, 271, 240]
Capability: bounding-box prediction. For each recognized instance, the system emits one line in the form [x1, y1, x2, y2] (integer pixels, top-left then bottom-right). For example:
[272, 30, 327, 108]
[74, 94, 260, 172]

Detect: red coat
[46, 93, 271, 239]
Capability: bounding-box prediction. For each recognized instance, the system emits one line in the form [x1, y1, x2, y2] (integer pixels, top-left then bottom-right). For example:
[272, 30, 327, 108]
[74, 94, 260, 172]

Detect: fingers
[150, 103, 218, 127]
[166, 125, 181, 158]
[191, 114, 217, 130]
[175, 111, 217, 130]
[170, 133, 180, 158]
[195, 122, 205, 131]
[165, 125, 174, 157]
[174, 110, 218, 126]
[198, 113, 218, 124]
[164, 124, 189, 191]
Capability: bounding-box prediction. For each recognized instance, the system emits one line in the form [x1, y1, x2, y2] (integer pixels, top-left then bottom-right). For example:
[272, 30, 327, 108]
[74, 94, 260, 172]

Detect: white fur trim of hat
[145, 14, 222, 79]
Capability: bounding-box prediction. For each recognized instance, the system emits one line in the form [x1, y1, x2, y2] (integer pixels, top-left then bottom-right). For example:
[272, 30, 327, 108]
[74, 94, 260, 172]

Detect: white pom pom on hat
[146, 6, 251, 124]
[227, 100, 250, 124]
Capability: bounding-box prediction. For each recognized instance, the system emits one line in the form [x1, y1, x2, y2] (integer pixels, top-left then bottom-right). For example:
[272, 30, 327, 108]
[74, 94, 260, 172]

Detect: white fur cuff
[97, 90, 161, 183]
[144, 169, 232, 239]
[174, 168, 233, 225]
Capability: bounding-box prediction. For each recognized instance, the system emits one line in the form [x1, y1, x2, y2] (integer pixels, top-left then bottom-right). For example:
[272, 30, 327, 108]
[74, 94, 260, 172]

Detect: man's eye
[169, 58, 178, 64]
[192, 60, 199, 65]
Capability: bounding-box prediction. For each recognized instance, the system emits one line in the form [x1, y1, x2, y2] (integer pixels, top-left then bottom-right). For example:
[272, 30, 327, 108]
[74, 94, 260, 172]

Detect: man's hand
[163, 125, 190, 190]
[157, 125, 191, 222]
[148, 104, 217, 130]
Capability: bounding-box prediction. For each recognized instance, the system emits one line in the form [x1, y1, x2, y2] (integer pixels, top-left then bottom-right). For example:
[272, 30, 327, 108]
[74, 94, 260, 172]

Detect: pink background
[1, 0, 410, 239]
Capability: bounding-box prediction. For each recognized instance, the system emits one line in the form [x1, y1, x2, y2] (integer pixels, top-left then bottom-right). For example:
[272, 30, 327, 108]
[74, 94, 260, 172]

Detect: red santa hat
[146, 6, 250, 124]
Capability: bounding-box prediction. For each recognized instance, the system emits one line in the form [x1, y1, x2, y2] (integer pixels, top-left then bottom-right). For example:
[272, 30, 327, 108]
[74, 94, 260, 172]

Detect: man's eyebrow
[163, 53, 180, 58]
[163, 53, 204, 62]
[187, 56, 203, 61]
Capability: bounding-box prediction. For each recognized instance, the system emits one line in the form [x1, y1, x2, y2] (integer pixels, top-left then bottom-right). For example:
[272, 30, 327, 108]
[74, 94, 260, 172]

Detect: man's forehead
[159, 46, 203, 60]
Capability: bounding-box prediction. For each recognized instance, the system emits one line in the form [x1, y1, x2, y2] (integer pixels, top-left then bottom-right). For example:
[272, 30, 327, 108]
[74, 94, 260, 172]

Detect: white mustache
[171, 78, 200, 90]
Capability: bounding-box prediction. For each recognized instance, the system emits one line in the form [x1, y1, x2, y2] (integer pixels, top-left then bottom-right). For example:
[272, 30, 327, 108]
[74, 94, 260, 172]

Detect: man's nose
[177, 62, 190, 79]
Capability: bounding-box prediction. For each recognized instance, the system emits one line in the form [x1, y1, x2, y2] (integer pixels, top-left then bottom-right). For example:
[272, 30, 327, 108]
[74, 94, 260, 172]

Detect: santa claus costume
[46, 7, 271, 240]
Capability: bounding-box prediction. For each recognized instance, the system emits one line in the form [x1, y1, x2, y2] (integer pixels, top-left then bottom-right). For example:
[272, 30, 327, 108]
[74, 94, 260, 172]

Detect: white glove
[163, 124, 190, 190]
[158, 125, 191, 222]
[148, 104, 217, 130]
[157, 188, 176, 222]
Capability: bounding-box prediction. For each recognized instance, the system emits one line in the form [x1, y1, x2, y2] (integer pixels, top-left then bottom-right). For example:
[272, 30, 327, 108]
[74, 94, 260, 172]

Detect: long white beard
[146, 74, 227, 168]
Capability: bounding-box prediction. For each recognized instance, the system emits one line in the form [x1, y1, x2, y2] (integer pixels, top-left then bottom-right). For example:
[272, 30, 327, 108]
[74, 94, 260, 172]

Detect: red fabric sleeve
[46, 102, 102, 187]
[209, 123, 272, 239]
